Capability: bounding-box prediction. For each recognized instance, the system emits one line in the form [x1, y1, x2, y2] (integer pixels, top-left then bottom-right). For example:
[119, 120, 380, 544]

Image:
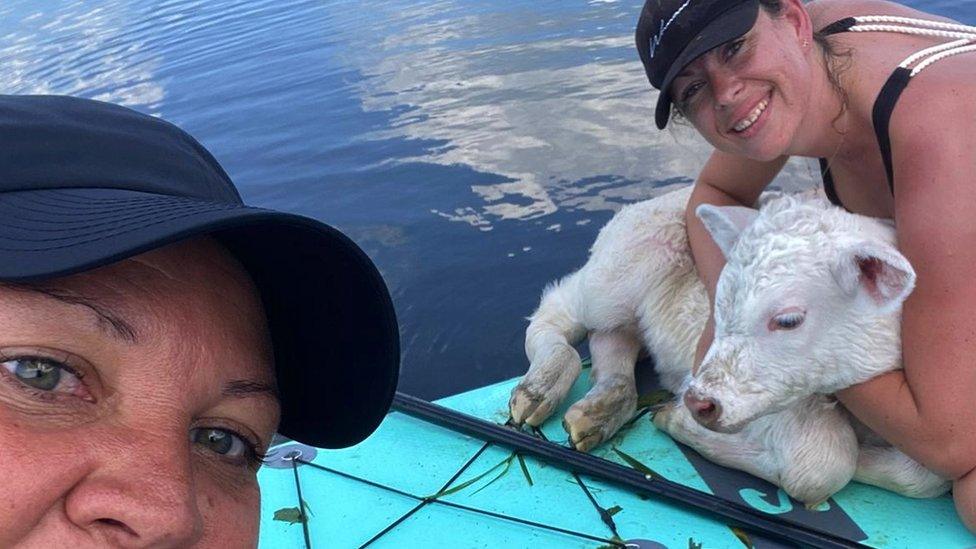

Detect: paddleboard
[257, 367, 975, 548]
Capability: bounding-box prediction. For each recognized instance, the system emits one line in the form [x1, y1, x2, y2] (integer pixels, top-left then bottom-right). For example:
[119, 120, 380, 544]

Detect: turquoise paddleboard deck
[258, 368, 975, 548]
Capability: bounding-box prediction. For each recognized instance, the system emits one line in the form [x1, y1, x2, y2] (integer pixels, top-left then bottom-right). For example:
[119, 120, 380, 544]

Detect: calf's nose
[684, 392, 721, 427]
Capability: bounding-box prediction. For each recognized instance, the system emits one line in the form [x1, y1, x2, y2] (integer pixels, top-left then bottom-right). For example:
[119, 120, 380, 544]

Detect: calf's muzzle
[684, 391, 722, 429]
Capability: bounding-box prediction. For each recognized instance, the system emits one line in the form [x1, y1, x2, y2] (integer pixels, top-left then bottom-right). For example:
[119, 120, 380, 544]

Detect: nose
[709, 68, 744, 110]
[65, 429, 203, 547]
[684, 391, 722, 428]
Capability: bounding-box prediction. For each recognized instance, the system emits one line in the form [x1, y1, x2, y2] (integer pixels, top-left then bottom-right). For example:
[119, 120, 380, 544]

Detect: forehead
[717, 240, 828, 316]
[0, 238, 275, 385]
[672, 10, 774, 79]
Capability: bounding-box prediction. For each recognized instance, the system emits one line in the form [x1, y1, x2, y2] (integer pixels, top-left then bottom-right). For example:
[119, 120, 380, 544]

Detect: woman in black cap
[0, 95, 399, 546]
[636, 0, 976, 532]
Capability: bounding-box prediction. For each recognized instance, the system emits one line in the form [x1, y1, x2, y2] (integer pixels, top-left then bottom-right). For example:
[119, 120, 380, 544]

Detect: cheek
[0, 413, 91, 543]
[685, 111, 727, 147]
[769, 53, 811, 108]
[196, 475, 260, 547]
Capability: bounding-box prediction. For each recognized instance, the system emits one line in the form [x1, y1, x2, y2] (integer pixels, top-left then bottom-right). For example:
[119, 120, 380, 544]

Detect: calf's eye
[770, 311, 805, 331]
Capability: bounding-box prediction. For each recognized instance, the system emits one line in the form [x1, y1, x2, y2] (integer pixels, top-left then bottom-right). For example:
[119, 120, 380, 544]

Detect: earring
[802, 39, 810, 48]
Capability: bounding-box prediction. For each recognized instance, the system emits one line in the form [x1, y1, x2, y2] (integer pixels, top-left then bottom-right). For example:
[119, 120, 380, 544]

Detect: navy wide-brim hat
[0, 95, 399, 449]
[636, 0, 760, 129]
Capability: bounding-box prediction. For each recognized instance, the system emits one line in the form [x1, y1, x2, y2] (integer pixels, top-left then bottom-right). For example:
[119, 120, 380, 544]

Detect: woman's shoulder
[805, 0, 959, 29]
[805, 0, 973, 121]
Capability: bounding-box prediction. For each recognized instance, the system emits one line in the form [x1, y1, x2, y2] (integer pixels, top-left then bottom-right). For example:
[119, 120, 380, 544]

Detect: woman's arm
[686, 150, 788, 369]
[836, 85, 976, 479]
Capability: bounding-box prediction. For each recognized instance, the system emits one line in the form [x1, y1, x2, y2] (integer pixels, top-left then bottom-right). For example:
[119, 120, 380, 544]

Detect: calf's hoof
[509, 384, 561, 427]
[651, 400, 679, 431]
[509, 345, 581, 426]
[562, 376, 637, 452]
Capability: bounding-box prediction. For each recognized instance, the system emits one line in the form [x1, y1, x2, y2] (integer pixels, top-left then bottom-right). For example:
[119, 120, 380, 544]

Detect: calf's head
[685, 196, 915, 433]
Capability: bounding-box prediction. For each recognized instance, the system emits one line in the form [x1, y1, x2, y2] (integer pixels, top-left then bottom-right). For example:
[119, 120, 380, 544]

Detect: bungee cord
[289, 454, 629, 548]
[281, 391, 873, 548]
[573, 471, 623, 541]
[290, 458, 313, 549]
[395, 393, 863, 547]
[356, 441, 491, 548]
[531, 424, 624, 541]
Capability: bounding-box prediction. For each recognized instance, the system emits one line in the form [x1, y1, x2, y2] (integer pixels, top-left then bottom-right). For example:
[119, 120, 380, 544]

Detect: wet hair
[671, 0, 852, 129]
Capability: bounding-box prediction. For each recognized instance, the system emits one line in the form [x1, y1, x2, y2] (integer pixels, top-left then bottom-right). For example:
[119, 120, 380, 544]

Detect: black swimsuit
[814, 16, 976, 210]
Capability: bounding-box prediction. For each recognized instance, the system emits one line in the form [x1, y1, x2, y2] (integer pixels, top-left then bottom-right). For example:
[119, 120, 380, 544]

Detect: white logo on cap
[649, 0, 693, 59]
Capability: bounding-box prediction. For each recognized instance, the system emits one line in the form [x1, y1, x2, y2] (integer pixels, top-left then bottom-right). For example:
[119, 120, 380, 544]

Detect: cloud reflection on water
[349, 1, 819, 232]
[0, 1, 165, 112]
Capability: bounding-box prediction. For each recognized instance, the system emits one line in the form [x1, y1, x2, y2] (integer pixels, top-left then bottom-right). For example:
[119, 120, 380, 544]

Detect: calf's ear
[695, 205, 760, 259]
[831, 240, 916, 315]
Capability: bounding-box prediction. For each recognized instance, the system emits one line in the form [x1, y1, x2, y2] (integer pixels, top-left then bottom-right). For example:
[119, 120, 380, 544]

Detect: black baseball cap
[0, 95, 399, 449]
[636, 0, 760, 129]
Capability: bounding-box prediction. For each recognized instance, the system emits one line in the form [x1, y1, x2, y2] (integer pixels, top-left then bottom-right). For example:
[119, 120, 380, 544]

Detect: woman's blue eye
[2, 357, 73, 391]
[191, 427, 249, 458]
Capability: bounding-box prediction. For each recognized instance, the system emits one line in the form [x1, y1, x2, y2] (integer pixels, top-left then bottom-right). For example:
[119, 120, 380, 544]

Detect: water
[1, 0, 972, 399]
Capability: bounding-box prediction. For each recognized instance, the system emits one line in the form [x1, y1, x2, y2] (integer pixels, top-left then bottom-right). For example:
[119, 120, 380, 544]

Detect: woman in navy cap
[636, 0, 976, 531]
[0, 95, 399, 546]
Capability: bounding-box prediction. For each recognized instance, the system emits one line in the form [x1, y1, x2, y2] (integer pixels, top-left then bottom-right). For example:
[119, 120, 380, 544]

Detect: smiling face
[669, 2, 815, 161]
[0, 237, 279, 548]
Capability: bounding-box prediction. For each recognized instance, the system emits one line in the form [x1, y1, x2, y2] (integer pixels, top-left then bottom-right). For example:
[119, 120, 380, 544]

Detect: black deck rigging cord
[357, 441, 491, 548]
[284, 390, 873, 548]
[292, 455, 628, 547]
[390, 391, 869, 549]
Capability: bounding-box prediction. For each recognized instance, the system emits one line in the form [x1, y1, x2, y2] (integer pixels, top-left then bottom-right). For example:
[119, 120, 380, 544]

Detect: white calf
[509, 186, 948, 505]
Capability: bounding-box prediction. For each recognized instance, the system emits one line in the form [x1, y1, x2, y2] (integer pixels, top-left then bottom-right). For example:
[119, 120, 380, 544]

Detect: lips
[728, 91, 772, 135]
[733, 98, 768, 132]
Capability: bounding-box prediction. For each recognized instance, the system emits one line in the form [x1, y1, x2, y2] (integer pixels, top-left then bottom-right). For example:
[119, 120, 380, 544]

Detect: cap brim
[0, 187, 399, 449]
[655, 0, 759, 129]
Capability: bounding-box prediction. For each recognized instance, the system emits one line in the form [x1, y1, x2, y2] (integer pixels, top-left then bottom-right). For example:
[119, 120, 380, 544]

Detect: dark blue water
[1, 0, 972, 399]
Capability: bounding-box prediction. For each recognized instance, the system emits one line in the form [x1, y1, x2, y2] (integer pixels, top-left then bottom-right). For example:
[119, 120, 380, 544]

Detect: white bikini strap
[846, 23, 976, 41]
[841, 15, 976, 76]
[911, 44, 976, 76]
[853, 15, 976, 35]
[900, 38, 971, 68]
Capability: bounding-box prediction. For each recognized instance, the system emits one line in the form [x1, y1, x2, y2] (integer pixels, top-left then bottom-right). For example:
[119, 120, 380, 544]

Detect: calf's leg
[510, 274, 586, 426]
[653, 400, 784, 485]
[854, 445, 950, 498]
[655, 399, 858, 506]
[562, 329, 640, 451]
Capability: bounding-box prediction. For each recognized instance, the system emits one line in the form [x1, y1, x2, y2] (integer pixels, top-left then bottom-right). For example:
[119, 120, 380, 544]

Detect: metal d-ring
[264, 442, 318, 469]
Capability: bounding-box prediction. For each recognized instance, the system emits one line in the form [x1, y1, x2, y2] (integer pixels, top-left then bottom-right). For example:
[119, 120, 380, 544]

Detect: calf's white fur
[510, 186, 948, 505]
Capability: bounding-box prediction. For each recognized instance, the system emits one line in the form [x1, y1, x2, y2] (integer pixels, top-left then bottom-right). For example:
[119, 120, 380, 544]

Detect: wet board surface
[257, 370, 975, 548]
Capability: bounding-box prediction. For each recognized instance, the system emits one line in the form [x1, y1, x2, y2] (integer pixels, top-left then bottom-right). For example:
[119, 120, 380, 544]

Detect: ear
[831, 240, 916, 315]
[695, 204, 760, 259]
[781, 0, 814, 50]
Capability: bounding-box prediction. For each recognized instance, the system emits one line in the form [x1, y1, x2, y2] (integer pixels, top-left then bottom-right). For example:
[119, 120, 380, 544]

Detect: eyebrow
[676, 37, 743, 79]
[223, 379, 280, 402]
[3, 283, 139, 343]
